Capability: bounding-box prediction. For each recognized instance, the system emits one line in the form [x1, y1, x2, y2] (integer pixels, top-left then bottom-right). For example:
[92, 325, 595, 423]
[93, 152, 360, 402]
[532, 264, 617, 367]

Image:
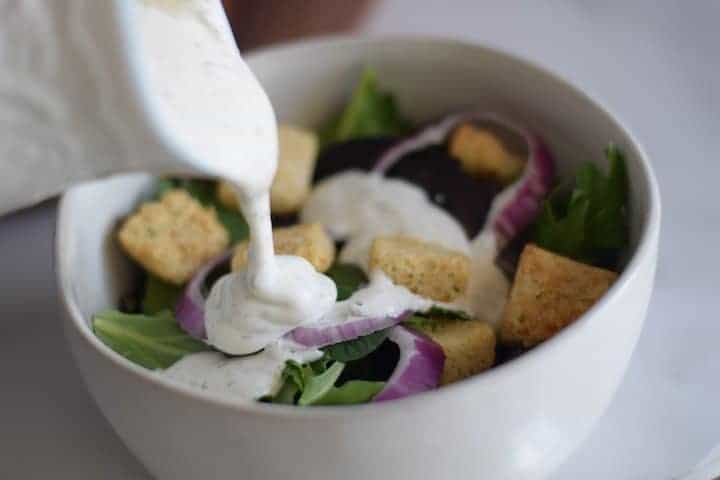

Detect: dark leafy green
[319, 67, 412, 148]
[323, 329, 389, 362]
[312, 380, 385, 406]
[272, 356, 384, 406]
[404, 305, 472, 330]
[420, 306, 471, 321]
[142, 275, 182, 315]
[298, 362, 346, 406]
[92, 310, 209, 370]
[325, 263, 368, 301]
[404, 315, 432, 329]
[532, 145, 628, 267]
[154, 178, 178, 199]
[271, 380, 300, 405]
[215, 208, 249, 244]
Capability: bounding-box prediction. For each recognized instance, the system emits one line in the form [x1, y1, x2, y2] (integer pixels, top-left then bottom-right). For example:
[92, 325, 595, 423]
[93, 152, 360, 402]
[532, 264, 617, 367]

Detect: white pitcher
[0, 0, 277, 215]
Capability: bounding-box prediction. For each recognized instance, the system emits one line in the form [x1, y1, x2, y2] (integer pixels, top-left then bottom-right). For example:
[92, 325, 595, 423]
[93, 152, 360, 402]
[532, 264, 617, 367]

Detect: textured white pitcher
[0, 0, 276, 215]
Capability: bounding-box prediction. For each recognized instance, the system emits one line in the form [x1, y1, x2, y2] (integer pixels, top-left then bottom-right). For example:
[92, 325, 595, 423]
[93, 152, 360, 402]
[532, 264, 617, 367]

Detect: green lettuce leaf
[273, 352, 386, 406]
[297, 362, 346, 406]
[419, 305, 471, 320]
[92, 310, 209, 370]
[325, 263, 368, 301]
[312, 380, 385, 406]
[142, 275, 182, 315]
[323, 329, 389, 362]
[319, 67, 412, 147]
[532, 145, 629, 267]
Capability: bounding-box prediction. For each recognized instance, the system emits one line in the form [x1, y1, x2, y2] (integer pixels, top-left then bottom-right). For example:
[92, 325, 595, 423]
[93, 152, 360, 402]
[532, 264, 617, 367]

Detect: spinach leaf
[282, 360, 312, 390]
[92, 310, 209, 370]
[142, 275, 182, 315]
[313, 381, 385, 406]
[298, 362, 346, 406]
[323, 329, 389, 362]
[404, 305, 472, 330]
[319, 67, 412, 148]
[403, 315, 436, 330]
[154, 178, 177, 199]
[215, 207, 249, 244]
[325, 263, 368, 301]
[420, 306, 471, 320]
[271, 381, 300, 405]
[532, 145, 628, 267]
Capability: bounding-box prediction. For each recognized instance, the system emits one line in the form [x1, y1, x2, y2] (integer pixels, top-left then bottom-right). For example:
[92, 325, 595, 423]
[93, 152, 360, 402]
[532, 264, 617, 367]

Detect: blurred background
[1, 1, 718, 479]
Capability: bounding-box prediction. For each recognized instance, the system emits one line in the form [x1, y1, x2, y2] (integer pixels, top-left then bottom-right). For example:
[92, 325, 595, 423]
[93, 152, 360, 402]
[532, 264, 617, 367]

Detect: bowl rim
[57, 34, 661, 419]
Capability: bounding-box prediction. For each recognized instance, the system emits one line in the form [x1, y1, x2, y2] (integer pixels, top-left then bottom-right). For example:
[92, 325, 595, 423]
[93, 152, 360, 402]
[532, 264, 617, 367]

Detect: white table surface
[1, 1, 718, 478]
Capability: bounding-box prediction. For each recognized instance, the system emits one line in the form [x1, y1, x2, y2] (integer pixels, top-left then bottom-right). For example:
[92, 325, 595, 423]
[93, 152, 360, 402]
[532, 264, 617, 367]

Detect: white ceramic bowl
[57, 36, 660, 480]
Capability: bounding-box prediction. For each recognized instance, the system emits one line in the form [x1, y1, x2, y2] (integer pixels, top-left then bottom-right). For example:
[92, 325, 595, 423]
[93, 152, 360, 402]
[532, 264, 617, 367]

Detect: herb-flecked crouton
[369, 236, 470, 302]
[449, 123, 525, 185]
[217, 124, 318, 214]
[500, 244, 618, 347]
[416, 319, 496, 385]
[118, 190, 229, 285]
[232, 223, 335, 273]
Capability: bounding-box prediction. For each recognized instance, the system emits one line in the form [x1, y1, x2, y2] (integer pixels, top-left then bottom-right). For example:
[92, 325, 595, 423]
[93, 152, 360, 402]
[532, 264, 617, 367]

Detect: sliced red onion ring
[175, 249, 233, 339]
[373, 326, 445, 402]
[374, 112, 555, 250]
[287, 310, 413, 348]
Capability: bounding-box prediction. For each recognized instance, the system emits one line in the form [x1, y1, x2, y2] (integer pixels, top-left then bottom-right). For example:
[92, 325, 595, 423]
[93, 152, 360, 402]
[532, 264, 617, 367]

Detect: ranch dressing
[301, 170, 510, 325]
[317, 270, 432, 326]
[164, 341, 323, 400]
[301, 171, 471, 269]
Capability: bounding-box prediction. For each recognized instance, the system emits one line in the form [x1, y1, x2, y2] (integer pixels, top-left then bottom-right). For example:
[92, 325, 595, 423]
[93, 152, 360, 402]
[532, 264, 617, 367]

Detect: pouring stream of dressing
[132, 1, 335, 375]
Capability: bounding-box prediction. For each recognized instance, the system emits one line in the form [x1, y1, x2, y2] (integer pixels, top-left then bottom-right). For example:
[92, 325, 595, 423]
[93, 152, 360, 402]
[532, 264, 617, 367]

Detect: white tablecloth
[1, 1, 718, 478]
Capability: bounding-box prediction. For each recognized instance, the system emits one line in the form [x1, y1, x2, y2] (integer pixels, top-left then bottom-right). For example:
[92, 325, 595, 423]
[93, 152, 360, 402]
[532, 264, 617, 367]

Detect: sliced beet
[313, 136, 502, 238]
[385, 145, 501, 238]
[314, 137, 396, 182]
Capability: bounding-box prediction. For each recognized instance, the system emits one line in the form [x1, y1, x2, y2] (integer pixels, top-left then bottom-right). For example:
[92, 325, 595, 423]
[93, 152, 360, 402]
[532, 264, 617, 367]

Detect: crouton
[369, 236, 470, 302]
[216, 180, 237, 210]
[232, 223, 335, 273]
[416, 319, 496, 385]
[449, 123, 525, 185]
[499, 244, 618, 347]
[118, 190, 229, 285]
[216, 124, 318, 213]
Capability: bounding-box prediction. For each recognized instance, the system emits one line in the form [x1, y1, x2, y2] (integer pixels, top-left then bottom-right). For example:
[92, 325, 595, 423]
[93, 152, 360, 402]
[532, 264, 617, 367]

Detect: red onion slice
[374, 112, 555, 251]
[287, 310, 413, 348]
[175, 250, 233, 339]
[373, 326, 445, 402]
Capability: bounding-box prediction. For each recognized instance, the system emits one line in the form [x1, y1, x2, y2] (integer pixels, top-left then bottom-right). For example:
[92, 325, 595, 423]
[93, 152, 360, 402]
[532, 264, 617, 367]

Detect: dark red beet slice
[314, 137, 396, 182]
[314, 137, 502, 238]
[385, 145, 501, 238]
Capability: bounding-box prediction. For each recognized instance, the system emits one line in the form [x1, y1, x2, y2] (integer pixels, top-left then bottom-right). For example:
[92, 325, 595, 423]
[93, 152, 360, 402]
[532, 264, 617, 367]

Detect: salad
[94, 68, 629, 406]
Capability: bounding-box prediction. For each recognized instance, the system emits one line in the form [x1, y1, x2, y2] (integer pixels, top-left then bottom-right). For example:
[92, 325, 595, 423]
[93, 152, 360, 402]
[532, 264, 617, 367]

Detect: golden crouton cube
[369, 236, 470, 302]
[500, 244, 618, 347]
[417, 319, 496, 385]
[232, 223, 335, 273]
[118, 190, 229, 285]
[216, 124, 318, 214]
[449, 124, 525, 185]
[216, 180, 237, 210]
